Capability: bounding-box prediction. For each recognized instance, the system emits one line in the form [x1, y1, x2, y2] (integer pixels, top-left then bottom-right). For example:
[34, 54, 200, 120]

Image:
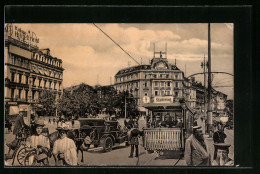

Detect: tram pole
[207, 23, 213, 137]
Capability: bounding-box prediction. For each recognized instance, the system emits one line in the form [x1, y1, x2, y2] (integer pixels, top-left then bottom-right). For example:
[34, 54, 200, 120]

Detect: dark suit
[13, 115, 25, 136]
[129, 129, 139, 157]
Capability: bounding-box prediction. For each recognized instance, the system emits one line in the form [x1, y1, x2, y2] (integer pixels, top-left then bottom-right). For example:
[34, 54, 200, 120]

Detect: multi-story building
[114, 51, 196, 120]
[4, 24, 64, 121]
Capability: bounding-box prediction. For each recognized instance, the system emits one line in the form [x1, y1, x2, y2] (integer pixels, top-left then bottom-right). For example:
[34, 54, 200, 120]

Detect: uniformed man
[212, 143, 234, 166]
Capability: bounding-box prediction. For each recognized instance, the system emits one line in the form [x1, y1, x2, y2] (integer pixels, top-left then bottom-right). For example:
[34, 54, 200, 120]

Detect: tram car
[142, 102, 195, 157]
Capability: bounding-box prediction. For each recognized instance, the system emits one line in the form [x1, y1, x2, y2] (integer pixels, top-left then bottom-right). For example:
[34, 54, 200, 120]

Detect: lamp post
[201, 55, 208, 120]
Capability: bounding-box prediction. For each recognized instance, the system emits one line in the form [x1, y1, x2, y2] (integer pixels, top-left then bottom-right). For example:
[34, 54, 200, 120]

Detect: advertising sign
[154, 97, 173, 103]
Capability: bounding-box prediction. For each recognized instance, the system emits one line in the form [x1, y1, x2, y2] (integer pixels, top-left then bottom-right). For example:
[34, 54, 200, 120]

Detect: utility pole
[203, 54, 207, 120]
[207, 23, 213, 136]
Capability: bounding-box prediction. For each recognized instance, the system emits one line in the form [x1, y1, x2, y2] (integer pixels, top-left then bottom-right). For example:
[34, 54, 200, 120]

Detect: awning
[9, 106, 19, 115]
[137, 106, 146, 112]
[143, 103, 183, 111]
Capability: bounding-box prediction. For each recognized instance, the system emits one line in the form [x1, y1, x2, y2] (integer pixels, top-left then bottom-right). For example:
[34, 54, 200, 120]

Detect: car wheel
[100, 137, 113, 152]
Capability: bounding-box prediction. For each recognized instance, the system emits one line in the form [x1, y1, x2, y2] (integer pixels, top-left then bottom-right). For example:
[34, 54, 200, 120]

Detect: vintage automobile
[77, 118, 129, 152]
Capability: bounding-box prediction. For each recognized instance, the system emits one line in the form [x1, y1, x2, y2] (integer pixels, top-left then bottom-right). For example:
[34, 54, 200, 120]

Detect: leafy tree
[37, 90, 57, 116]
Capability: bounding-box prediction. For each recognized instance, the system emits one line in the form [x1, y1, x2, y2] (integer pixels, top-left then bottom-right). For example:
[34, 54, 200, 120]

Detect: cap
[213, 143, 231, 151]
[34, 120, 45, 127]
[192, 126, 202, 130]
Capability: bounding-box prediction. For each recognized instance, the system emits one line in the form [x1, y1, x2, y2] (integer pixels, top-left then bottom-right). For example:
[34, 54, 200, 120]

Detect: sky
[11, 23, 234, 99]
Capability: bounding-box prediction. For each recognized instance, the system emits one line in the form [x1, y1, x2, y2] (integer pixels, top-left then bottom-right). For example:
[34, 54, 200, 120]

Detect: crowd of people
[5, 111, 233, 166]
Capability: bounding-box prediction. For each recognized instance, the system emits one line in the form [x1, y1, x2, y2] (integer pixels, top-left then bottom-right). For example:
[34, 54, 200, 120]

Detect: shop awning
[137, 106, 146, 112]
[143, 103, 183, 111]
[9, 106, 19, 115]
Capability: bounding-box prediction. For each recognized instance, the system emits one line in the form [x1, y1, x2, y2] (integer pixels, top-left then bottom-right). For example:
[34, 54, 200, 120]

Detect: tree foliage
[56, 83, 138, 119]
[37, 90, 57, 116]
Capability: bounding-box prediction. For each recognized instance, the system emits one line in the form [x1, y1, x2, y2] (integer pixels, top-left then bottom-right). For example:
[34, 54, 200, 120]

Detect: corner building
[114, 52, 196, 119]
[4, 24, 64, 120]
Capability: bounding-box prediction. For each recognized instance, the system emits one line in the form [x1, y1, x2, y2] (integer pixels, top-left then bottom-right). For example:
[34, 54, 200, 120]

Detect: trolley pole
[204, 54, 207, 120]
[207, 23, 213, 136]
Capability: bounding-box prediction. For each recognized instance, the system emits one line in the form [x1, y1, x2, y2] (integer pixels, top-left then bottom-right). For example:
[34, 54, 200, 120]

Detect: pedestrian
[53, 118, 56, 124]
[49, 118, 51, 124]
[128, 123, 140, 158]
[213, 122, 227, 159]
[6, 111, 29, 159]
[53, 127, 77, 166]
[25, 120, 50, 166]
[212, 143, 234, 166]
[184, 126, 211, 166]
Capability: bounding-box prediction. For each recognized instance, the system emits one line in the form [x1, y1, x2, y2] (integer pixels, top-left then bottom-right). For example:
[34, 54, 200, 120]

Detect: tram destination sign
[154, 97, 173, 103]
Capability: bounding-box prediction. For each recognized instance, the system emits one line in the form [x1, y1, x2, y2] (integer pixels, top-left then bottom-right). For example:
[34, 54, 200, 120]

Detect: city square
[4, 23, 234, 167]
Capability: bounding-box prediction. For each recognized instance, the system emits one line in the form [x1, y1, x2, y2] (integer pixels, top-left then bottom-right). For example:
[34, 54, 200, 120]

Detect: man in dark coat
[13, 111, 28, 136]
[6, 111, 29, 159]
[213, 122, 227, 159]
[184, 126, 211, 166]
[128, 123, 140, 158]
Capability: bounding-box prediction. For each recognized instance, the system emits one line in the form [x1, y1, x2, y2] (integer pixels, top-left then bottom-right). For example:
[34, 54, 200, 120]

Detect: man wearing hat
[53, 126, 77, 166]
[212, 143, 233, 166]
[25, 120, 50, 165]
[5, 111, 30, 159]
[128, 123, 140, 158]
[184, 126, 211, 166]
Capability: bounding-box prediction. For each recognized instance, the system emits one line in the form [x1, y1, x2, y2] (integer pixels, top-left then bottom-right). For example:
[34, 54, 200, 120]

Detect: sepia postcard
[4, 22, 234, 167]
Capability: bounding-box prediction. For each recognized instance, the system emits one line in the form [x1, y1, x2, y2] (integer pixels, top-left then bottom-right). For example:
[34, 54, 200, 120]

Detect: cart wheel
[100, 137, 113, 152]
[24, 152, 36, 166]
[17, 147, 28, 165]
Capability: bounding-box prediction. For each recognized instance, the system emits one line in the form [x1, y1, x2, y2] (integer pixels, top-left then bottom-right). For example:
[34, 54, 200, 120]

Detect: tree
[37, 90, 57, 116]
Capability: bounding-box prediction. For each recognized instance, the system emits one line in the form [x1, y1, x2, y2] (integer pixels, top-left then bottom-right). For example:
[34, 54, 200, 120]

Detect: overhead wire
[93, 23, 140, 65]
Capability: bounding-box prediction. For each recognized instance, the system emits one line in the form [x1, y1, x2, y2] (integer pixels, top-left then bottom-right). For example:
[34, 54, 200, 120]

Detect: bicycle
[23, 146, 51, 166]
[5, 127, 31, 165]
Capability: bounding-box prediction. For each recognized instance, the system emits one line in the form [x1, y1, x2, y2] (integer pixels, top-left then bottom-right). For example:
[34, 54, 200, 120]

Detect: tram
[142, 101, 195, 157]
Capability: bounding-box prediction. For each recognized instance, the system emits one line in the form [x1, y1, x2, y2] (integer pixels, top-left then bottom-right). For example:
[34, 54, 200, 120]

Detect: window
[161, 90, 165, 96]
[175, 82, 178, 87]
[39, 79, 42, 87]
[11, 72, 15, 82]
[166, 74, 169, 78]
[160, 74, 163, 78]
[44, 80, 47, 88]
[161, 82, 164, 87]
[32, 78, 36, 86]
[155, 90, 159, 96]
[11, 88, 15, 98]
[49, 81, 52, 88]
[25, 90, 28, 101]
[136, 82, 139, 87]
[166, 90, 171, 96]
[19, 74, 22, 83]
[26, 76, 29, 84]
[145, 74, 147, 79]
[144, 93, 148, 96]
[154, 74, 157, 78]
[13, 56, 16, 65]
[18, 89, 22, 99]
[144, 82, 147, 87]
[11, 55, 14, 64]
[175, 92, 178, 97]
[32, 91, 35, 100]
[155, 81, 159, 87]
[175, 74, 178, 79]
[167, 82, 171, 87]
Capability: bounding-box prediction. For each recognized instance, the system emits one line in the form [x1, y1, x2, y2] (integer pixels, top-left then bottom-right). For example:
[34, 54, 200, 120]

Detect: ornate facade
[4, 24, 64, 120]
